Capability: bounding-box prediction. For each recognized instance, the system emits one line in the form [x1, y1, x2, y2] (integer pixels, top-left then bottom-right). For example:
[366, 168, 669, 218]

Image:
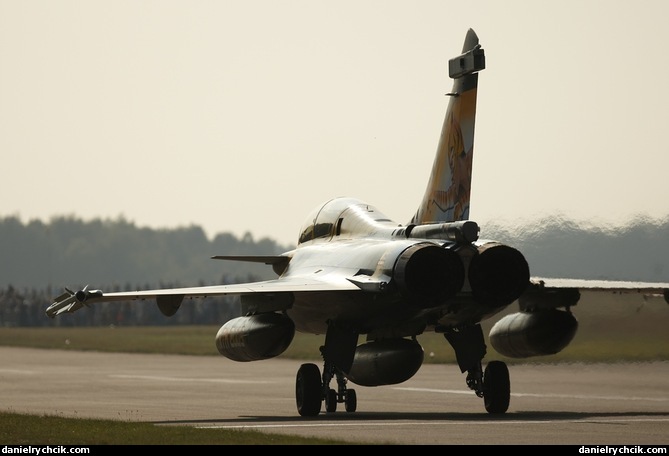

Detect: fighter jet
[47, 28, 669, 417]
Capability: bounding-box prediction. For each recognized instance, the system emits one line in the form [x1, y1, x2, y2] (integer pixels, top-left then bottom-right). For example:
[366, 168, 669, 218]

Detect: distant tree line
[0, 215, 293, 289]
[1, 213, 668, 327]
[0, 215, 293, 327]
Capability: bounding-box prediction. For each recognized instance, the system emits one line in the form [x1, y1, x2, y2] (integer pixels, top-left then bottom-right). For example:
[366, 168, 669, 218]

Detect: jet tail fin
[410, 28, 485, 225]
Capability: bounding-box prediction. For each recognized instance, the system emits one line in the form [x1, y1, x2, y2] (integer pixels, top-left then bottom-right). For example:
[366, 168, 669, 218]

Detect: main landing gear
[295, 322, 511, 416]
[444, 323, 511, 414]
[295, 323, 359, 417]
[295, 361, 357, 417]
[465, 359, 510, 414]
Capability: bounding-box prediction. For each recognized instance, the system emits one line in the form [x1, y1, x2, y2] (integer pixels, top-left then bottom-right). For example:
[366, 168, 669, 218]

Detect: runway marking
[110, 374, 272, 384]
[196, 417, 669, 431]
[0, 369, 37, 375]
[395, 387, 669, 403]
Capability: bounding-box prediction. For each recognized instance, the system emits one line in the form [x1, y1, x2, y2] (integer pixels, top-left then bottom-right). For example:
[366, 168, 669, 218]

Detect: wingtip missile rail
[45, 286, 103, 318]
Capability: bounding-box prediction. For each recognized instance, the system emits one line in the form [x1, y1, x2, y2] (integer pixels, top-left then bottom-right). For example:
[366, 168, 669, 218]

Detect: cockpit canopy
[297, 197, 400, 245]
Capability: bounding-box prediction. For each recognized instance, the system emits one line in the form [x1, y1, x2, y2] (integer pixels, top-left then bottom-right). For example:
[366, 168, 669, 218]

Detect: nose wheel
[325, 386, 357, 413]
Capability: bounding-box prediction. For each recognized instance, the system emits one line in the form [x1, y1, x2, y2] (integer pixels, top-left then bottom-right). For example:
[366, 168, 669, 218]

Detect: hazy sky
[2, 1, 668, 247]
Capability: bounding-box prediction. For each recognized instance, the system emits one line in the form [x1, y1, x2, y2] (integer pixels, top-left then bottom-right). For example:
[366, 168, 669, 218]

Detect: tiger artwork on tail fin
[410, 28, 481, 225]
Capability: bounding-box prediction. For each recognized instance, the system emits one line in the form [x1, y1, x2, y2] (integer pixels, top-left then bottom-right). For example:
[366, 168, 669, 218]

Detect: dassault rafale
[47, 29, 669, 417]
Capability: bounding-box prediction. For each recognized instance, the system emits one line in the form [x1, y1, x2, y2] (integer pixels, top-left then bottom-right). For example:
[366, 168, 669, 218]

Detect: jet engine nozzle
[393, 243, 465, 308]
[468, 242, 530, 308]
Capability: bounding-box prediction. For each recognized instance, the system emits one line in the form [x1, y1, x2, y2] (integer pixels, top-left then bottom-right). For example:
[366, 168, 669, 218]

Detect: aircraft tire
[345, 389, 357, 413]
[296, 363, 322, 417]
[483, 360, 510, 414]
[325, 388, 337, 413]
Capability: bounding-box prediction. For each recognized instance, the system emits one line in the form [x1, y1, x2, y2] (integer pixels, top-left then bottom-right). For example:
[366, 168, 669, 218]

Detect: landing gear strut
[323, 358, 357, 413]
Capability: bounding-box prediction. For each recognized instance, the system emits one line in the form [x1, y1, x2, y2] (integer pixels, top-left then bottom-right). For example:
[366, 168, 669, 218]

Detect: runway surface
[1, 347, 668, 445]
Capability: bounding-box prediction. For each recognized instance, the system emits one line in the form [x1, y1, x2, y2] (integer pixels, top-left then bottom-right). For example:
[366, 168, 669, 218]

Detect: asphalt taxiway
[1, 347, 667, 445]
